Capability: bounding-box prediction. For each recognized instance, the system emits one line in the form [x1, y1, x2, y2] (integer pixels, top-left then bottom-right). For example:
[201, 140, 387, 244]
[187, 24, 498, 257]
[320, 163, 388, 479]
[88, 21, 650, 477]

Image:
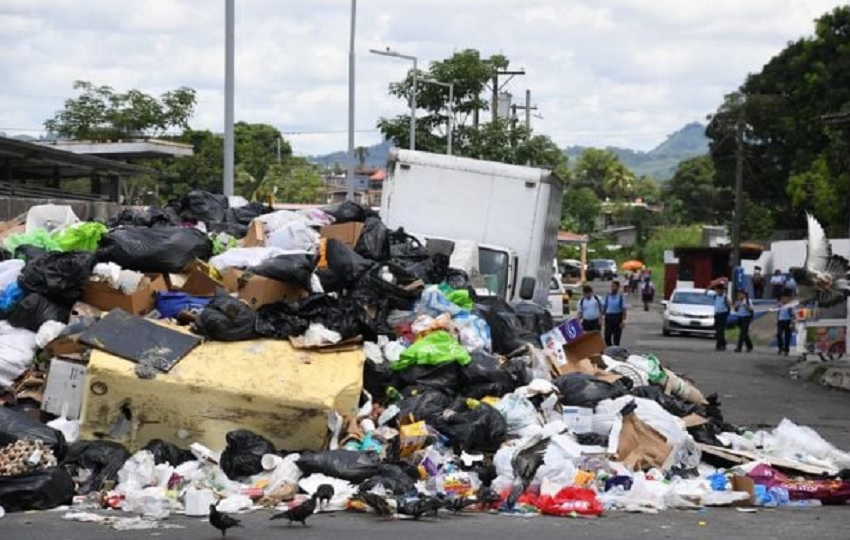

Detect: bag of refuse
[397, 362, 463, 395]
[454, 311, 492, 352]
[4, 230, 61, 258]
[0, 321, 38, 389]
[535, 486, 604, 517]
[630, 385, 696, 418]
[250, 253, 317, 291]
[254, 302, 310, 339]
[443, 268, 471, 289]
[18, 251, 96, 304]
[220, 429, 277, 479]
[179, 190, 229, 224]
[0, 406, 67, 460]
[354, 217, 390, 261]
[319, 239, 375, 290]
[154, 291, 213, 319]
[0, 467, 74, 512]
[142, 439, 195, 466]
[0, 260, 25, 291]
[97, 227, 213, 274]
[389, 229, 429, 264]
[359, 464, 417, 495]
[461, 350, 527, 399]
[25, 204, 80, 234]
[397, 390, 453, 425]
[322, 201, 376, 224]
[52, 222, 108, 252]
[107, 207, 180, 228]
[474, 299, 539, 355]
[7, 292, 72, 331]
[554, 373, 631, 408]
[60, 440, 131, 494]
[14, 244, 51, 263]
[267, 221, 320, 252]
[392, 331, 472, 372]
[0, 282, 25, 313]
[294, 293, 362, 340]
[194, 295, 258, 342]
[297, 450, 383, 483]
[223, 201, 273, 225]
[358, 262, 423, 311]
[209, 246, 288, 272]
[432, 398, 507, 453]
[207, 221, 247, 238]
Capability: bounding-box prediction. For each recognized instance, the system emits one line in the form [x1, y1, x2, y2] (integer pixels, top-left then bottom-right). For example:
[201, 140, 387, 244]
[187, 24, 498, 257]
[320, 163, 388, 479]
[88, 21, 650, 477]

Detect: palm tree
[355, 146, 369, 172]
[604, 165, 636, 200]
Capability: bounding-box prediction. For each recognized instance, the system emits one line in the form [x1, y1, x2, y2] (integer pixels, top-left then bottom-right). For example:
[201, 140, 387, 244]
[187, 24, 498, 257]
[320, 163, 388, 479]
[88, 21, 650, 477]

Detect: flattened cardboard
[564, 331, 606, 364]
[731, 474, 757, 506]
[82, 275, 167, 317]
[45, 334, 87, 358]
[41, 358, 87, 420]
[180, 261, 231, 297]
[320, 222, 364, 247]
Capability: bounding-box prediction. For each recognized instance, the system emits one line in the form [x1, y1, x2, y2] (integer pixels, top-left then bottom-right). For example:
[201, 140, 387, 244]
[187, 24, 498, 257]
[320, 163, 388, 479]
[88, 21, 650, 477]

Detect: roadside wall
[0, 197, 121, 222]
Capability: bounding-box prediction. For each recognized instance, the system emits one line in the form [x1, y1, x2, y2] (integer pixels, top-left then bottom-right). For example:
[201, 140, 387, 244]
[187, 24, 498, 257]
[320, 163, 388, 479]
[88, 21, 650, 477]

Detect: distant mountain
[310, 122, 709, 180]
[565, 122, 709, 181]
[309, 140, 392, 169]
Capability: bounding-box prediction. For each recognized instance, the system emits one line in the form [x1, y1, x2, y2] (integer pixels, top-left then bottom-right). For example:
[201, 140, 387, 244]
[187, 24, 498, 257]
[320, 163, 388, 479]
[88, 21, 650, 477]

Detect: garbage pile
[1, 193, 849, 526]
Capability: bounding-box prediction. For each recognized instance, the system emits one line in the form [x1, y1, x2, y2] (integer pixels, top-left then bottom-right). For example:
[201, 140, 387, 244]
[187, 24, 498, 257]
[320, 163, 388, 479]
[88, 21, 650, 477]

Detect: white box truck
[381, 149, 564, 305]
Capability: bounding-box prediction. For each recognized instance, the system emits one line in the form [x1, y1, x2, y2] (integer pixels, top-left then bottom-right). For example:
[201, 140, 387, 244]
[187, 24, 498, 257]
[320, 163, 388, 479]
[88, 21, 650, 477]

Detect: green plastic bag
[392, 330, 471, 371]
[211, 233, 239, 256]
[4, 230, 61, 257]
[446, 289, 473, 310]
[53, 222, 107, 252]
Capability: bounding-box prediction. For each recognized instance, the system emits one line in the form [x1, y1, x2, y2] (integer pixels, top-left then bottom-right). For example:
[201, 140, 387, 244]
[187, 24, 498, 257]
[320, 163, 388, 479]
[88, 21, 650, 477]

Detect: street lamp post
[420, 79, 453, 155]
[370, 48, 417, 150]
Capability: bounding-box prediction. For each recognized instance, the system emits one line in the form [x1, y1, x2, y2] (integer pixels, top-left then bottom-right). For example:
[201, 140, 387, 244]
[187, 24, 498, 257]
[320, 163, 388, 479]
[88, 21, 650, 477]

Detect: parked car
[561, 259, 583, 279]
[546, 274, 571, 320]
[587, 259, 617, 281]
[662, 288, 717, 337]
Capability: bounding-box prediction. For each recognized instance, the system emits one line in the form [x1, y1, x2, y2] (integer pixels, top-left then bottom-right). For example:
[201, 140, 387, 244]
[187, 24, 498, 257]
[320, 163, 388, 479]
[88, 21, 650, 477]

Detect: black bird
[396, 496, 442, 520]
[789, 213, 850, 307]
[315, 483, 335, 511]
[443, 495, 478, 515]
[504, 435, 550, 510]
[476, 485, 501, 508]
[209, 503, 242, 539]
[358, 491, 395, 520]
[269, 494, 318, 526]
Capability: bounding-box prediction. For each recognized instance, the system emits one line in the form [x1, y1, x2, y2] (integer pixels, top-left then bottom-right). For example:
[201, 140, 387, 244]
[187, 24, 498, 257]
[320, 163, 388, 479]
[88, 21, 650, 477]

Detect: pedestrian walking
[752, 266, 766, 299]
[777, 292, 795, 356]
[733, 290, 754, 353]
[713, 282, 731, 351]
[603, 280, 627, 346]
[641, 276, 655, 312]
[628, 271, 639, 296]
[770, 270, 786, 299]
[577, 285, 603, 333]
[784, 273, 798, 298]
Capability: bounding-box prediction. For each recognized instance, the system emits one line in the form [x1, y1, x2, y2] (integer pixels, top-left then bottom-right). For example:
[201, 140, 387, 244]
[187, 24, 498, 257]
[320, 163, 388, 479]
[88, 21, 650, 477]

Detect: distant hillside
[309, 140, 392, 169]
[564, 122, 709, 181]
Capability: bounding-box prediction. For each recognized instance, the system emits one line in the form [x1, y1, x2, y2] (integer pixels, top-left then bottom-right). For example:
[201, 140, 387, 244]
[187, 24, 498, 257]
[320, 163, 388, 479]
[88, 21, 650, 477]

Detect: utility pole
[491, 68, 525, 121]
[731, 118, 744, 287]
[512, 89, 538, 130]
[346, 0, 356, 201]
[223, 0, 235, 197]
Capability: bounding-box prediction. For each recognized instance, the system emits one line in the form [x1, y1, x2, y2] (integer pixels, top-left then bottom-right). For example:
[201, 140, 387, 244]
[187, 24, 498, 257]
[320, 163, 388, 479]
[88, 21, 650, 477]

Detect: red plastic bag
[535, 487, 604, 517]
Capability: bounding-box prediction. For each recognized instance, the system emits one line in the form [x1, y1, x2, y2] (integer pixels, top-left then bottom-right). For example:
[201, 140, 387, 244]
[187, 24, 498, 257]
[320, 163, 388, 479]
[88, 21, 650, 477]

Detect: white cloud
[0, 0, 844, 156]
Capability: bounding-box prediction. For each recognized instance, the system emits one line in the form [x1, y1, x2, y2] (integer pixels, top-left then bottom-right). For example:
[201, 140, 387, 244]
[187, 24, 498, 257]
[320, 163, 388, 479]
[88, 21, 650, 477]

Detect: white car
[662, 288, 717, 337]
[546, 275, 571, 321]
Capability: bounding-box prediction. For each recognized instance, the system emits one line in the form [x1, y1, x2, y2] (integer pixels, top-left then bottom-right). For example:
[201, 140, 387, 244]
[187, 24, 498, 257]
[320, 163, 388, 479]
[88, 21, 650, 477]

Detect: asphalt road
[3, 285, 849, 539]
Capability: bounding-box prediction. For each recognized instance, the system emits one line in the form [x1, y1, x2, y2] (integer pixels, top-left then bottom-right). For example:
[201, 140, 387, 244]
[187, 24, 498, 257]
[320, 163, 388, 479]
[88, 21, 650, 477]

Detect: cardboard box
[42, 358, 87, 420]
[320, 222, 364, 247]
[82, 275, 168, 316]
[227, 269, 308, 309]
[564, 331, 606, 364]
[243, 220, 266, 247]
[45, 334, 87, 358]
[180, 261, 234, 297]
[731, 474, 756, 506]
[563, 406, 594, 434]
[399, 421, 429, 458]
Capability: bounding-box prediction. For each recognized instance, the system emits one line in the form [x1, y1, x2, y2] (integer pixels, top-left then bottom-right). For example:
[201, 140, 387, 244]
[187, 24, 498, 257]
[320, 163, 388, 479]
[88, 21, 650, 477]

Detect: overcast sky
[0, 0, 843, 157]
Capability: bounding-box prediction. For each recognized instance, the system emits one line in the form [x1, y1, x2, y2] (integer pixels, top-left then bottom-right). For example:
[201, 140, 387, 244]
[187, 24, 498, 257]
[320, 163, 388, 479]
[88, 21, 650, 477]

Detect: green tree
[573, 148, 635, 200]
[355, 146, 370, 170]
[44, 80, 196, 140]
[665, 155, 727, 224]
[633, 175, 662, 204]
[253, 158, 325, 203]
[561, 187, 601, 233]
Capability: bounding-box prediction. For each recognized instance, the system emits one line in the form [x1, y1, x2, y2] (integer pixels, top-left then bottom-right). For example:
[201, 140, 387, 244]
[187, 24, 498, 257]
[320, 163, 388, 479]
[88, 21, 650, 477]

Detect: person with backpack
[640, 276, 655, 312]
[776, 291, 795, 356]
[603, 280, 627, 346]
[713, 282, 731, 351]
[577, 285, 603, 332]
[733, 290, 754, 353]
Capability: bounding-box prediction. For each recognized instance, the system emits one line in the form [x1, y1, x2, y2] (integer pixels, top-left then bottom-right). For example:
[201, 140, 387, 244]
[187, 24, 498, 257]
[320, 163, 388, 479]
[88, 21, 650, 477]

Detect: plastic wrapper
[299, 473, 356, 512]
[296, 450, 383, 483]
[61, 441, 131, 494]
[220, 429, 277, 479]
[454, 312, 492, 352]
[97, 227, 212, 274]
[194, 295, 258, 342]
[18, 251, 96, 304]
[747, 463, 850, 504]
[46, 403, 80, 444]
[0, 467, 74, 512]
[25, 204, 80, 233]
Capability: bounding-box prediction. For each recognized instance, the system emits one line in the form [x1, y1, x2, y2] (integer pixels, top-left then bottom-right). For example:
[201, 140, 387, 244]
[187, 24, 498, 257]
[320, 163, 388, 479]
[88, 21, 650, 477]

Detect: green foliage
[44, 80, 196, 140]
[665, 155, 727, 224]
[257, 157, 325, 204]
[572, 148, 635, 200]
[642, 225, 702, 269]
[562, 187, 601, 233]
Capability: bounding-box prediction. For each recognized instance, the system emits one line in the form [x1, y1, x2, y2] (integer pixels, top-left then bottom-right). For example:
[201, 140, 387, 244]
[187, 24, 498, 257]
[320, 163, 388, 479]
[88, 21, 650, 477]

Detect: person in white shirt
[577, 285, 603, 332]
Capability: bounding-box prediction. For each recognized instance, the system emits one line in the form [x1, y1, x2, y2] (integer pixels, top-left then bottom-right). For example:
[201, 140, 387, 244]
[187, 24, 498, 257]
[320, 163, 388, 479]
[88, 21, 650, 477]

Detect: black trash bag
[224, 202, 273, 225]
[208, 221, 248, 238]
[322, 201, 376, 224]
[250, 253, 317, 291]
[294, 293, 361, 340]
[180, 190, 229, 224]
[398, 362, 463, 395]
[397, 390, 453, 425]
[142, 439, 194, 466]
[323, 239, 375, 289]
[461, 350, 528, 399]
[388, 229, 429, 263]
[512, 300, 555, 336]
[0, 467, 74, 512]
[432, 398, 507, 453]
[443, 268, 471, 289]
[254, 302, 310, 339]
[0, 248, 11, 261]
[474, 299, 538, 355]
[0, 406, 67, 461]
[630, 386, 696, 418]
[14, 245, 49, 263]
[354, 217, 390, 261]
[97, 227, 213, 274]
[107, 207, 180, 228]
[554, 373, 631, 408]
[359, 464, 417, 496]
[604, 346, 631, 362]
[220, 429, 276, 479]
[296, 450, 383, 483]
[7, 292, 72, 332]
[194, 295, 258, 342]
[18, 251, 96, 304]
[363, 359, 398, 402]
[576, 433, 609, 447]
[60, 440, 130, 494]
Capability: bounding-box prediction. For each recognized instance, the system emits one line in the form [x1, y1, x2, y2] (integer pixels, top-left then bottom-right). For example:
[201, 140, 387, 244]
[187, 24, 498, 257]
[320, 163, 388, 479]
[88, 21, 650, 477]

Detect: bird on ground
[789, 213, 850, 307]
[315, 483, 335, 511]
[503, 434, 550, 510]
[358, 491, 395, 520]
[443, 495, 478, 515]
[395, 496, 442, 520]
[269, 494, 318, 526]
[476, 485, 501, 508]
[209, 503, 243, 539]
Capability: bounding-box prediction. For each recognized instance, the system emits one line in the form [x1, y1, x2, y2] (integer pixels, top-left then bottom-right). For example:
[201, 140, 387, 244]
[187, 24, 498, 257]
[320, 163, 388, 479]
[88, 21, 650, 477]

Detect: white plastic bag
[209, 246, 289, 271]
[35, 320, 66, 348]
[215, 494, 253, 513]
[267, 221, 320, 252]
[25, 204, 79, 233]
[117, 451, 157, 491]
[299, 473, 357, 511]
[769, 418, 850, 469]
[256, 210, 307, 232]
[495, 393, 541, 434]
[0, 322, 37, 389]
[0, 260, 24, 291]
[46, 403, 81, 443]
